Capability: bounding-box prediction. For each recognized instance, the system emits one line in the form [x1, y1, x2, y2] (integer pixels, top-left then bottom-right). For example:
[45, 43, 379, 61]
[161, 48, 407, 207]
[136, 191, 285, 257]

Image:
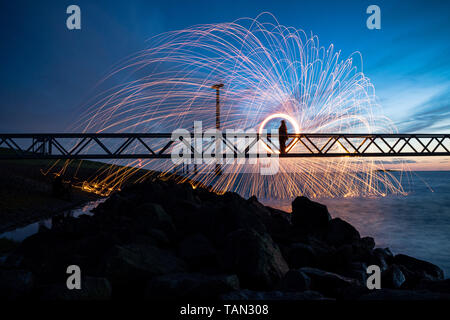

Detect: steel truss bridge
[0, 133, 449, 160]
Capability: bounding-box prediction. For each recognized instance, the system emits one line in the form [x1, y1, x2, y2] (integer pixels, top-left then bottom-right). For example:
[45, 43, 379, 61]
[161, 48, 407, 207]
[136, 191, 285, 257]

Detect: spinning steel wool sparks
[54, 13, 410, 199]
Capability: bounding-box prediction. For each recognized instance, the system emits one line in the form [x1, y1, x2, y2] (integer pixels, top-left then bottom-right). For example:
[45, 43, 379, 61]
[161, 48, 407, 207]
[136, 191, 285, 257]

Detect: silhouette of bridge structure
[0, 133, 449, 160]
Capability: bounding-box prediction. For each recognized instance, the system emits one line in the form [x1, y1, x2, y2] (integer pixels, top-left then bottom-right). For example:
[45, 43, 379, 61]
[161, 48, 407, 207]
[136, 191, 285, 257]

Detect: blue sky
[0, 0, 449, 134]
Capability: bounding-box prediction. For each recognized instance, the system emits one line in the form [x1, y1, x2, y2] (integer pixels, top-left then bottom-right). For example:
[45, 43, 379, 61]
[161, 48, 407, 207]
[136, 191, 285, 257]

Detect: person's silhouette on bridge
[52, 174, 64, 197]
[278, 120, 288, 154]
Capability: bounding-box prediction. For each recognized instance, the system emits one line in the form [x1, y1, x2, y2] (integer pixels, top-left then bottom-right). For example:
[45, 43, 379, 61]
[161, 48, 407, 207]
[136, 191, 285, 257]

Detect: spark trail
[55, 13, 408, 199]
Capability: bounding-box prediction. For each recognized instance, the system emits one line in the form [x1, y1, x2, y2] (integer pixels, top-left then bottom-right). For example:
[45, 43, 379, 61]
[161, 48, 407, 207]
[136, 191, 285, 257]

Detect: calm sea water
[263, 171, 450, 278]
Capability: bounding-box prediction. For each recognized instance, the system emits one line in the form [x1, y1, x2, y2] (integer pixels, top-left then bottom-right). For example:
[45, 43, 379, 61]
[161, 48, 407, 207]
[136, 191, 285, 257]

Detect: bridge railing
[0, 133, 449, 159]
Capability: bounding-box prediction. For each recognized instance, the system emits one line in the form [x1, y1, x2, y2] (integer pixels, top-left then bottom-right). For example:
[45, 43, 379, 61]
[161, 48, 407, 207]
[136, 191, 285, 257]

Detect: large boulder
[382, 264, 406, 289]
[38, 277, 112, 300]
[208, 193, 268, 242]
[368, 248, 393, 272]
[299, 267, 361, 297]
[304, 237, 337, 271]
[146, 273, 239, 300]
[278, 269, 311, 292]
[327, 244, 355, 272]
[248, 197, 292, 241]
[94, 192, 136, 217]
[346, 238, 376, 265]
[131, 230, 171, 248]
[340, 262, 368, 284]
[283, 243, 317, 269]
[291, 196, 331, 231]
[14, 230, 90, 284]
[178, 234, 218, 271]
[53, 215, 100, 238]
[360, 237, 375, 251]
[394, 254, 444, 281]
[169, 192, 268, 245]
[327, 242, 372, 274]
[246, 196, 273, 223]
[325, 218, 360, 247]
[101, 243, 186, 295]
[220, 289, 329, 300]
[134, 203, 176, 238]
[222, 228, 289, 290]
[166, 199, 206, 238]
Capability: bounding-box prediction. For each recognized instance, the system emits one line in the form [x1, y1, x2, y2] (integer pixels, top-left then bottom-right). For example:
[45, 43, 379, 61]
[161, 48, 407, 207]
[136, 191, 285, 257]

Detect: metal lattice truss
[0, 133, 449, 160]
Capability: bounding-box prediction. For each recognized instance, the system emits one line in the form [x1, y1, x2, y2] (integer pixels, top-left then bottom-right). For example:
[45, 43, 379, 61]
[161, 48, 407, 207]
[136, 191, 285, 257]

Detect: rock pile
[0, 179, 449, 300]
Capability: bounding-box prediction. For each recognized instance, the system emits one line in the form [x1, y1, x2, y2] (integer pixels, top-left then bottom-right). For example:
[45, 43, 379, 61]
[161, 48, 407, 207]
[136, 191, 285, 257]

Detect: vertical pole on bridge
[212, 84, 224, 176]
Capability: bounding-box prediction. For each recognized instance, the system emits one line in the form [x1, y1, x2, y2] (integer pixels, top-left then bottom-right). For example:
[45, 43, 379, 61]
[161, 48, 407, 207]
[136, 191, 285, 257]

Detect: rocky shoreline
[0, 154, 105, 233]
[0, 192, 101, 235]
[0, 178, 449, 300]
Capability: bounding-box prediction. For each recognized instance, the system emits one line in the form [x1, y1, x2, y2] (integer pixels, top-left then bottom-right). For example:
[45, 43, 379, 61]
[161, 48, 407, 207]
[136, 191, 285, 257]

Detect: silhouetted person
[52, 174, 64, 198]
[278, 120, 288, 154]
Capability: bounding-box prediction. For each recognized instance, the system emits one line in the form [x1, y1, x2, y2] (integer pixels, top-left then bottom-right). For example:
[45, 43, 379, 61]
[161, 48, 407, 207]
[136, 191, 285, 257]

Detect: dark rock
[396, 265, 424, 289]
[220, 289, 329, 300]
[394, 254, 444, 281]
[349, 239, 375, 264]
[53, 216, 100, 237]
[246, 196, 273, 222]
[166, 200, 205, 238]
[212, 192, 268, 239]
[304, 237, 337, 270]
[377, 247, 394, 263]
[382, 264, 406, 289]
[291, 197, 331, 231]
[262, 206, 293, 242]
[170, 192, 268, 245]
[146, 273, 239, 300]
[325, 218, 360, 247]
[284, 243, 317, 269]
[134, 203, 176, 238]
[359, 288, 450, 300]
[328, 244, 354, 272]
[4, 177, 447, 301]
[222, 228, 289, 290]
[101, 243, 186, 294]
[299, 267, 361, 297]
[178, 234, 218, 271]
[278, 269, 311, 292]
[360, 237, 375, 250]
[266, 206, 291, 224]
[340, 262, 368, 284]
[94, 192, 134, 216]
[132, 230, 171, 248]
[14, 231, 87, 283]
[246, 197, 292, 242]
[314, 240, 372, 274]
[0, 269, 34, 299]
[321, 243, 369, 274]
[39, 277, 112, 300]
[368, 248, 392, 272]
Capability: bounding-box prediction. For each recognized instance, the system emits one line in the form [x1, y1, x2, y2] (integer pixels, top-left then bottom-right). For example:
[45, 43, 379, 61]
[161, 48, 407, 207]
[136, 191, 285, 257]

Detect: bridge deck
[0, 133, 449, 160]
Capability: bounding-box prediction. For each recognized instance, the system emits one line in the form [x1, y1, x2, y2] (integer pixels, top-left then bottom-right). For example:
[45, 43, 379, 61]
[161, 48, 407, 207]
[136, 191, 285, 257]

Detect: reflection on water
[0, 198, 106, 242]
[263, 171, 450, 278]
